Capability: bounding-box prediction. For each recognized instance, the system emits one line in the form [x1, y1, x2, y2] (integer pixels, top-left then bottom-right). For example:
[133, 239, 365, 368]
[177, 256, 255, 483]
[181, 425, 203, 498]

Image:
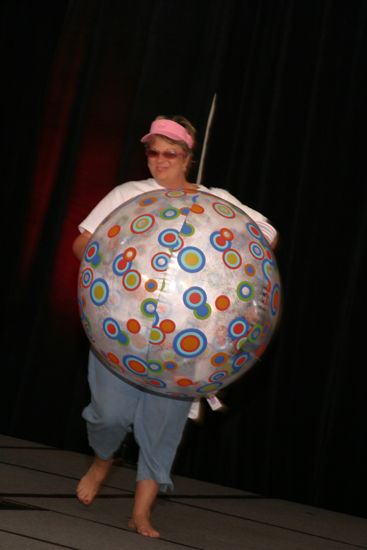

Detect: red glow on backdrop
[48, 75, 141, 319]
[21, 9, 145, 320]
[48, 125, 129, 320]
[21, 18, 90, 278]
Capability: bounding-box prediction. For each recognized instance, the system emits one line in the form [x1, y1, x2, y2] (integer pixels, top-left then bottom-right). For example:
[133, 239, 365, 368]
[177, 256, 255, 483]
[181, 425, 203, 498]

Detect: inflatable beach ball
[78, 189, 281, 398]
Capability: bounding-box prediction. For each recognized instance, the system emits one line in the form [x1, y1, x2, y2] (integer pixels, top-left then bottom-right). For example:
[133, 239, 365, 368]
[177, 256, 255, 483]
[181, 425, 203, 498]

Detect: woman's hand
[72, 230, 92, 261]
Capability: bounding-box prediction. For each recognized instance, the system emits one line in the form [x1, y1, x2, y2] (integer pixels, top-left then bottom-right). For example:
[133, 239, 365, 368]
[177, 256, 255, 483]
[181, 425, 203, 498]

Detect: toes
[128, 518, 160, 538]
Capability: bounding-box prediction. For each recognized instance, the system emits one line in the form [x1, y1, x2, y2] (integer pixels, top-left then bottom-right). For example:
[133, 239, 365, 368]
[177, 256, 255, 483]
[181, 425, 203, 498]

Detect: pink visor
[141, 119, 194, 149]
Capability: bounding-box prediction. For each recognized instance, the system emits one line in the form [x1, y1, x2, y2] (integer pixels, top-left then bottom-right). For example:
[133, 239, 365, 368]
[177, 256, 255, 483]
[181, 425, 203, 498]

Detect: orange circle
[163, 360, 178, 370]
[190, 204, 204, 214]
[107, 352, 120, 364]
[181, 335, 200, 352]
[177, 378, 194, 387]
[244, 263, 256, 276]
[108, 225, 121, 238]
[215, 295, 230, 311]
[145, 279, 158, 292]
[210, 352, 229, 366]
[160, 319, 176, 334]
[130, 360, 146, 373]
[127, 319, 141, 334]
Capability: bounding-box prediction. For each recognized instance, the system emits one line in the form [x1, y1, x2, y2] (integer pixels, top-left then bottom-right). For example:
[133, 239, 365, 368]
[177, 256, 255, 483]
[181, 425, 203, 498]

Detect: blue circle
[151, 252, 170, 271]
[164, 361, 177, 370]
[81, 268, 93, 287]
[183, 286, 207, 309]
[180, 222, 195, 236]
[246, 222, 262, 240]
[232, 352, 251, 371]
[90, 278, 109, 306]
[147, 378, 167, 388]
[250, 242, 264, 260]
[112, 254, 132, 276]
[194, 303, 212, 319]
[210, 231, 231, 251]
[177, 247, 206, 273]
[209, 371, 227, 383]
[158, 228, 180, 248]
[212, 353, 227, 366]
[117, 331, 129, 345]
[228, 317, 249, 339]
[103, 317, 119, 339]
[85, 241, 99, 262]
[122, 355, 148, 376]
[173, 328, 208, 358]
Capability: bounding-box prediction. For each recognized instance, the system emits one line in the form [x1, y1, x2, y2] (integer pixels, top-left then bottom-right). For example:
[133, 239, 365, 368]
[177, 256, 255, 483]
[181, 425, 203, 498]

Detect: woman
[72, 115, 277, 538]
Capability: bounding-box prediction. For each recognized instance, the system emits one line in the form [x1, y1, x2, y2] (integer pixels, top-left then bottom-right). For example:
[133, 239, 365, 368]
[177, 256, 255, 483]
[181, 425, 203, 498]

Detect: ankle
[93, 456, 113, 469]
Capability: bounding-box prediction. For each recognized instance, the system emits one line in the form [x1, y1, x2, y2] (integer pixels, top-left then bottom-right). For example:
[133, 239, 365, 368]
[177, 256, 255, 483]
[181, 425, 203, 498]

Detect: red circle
[216, 235, 227, 246]
[164, 233, 176, 243]
[106, 323, 118, 336]
[233, 323, 243, 335]
[190, 292, 202, 305]
[117, 257, 128, 271]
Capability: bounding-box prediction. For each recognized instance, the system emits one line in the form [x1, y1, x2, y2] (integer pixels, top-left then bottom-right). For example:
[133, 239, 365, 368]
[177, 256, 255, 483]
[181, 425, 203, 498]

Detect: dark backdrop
[1, 0, 367, 519]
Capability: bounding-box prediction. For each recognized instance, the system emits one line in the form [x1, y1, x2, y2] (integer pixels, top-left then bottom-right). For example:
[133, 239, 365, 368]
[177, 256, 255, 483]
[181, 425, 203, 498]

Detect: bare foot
[76, 456, 113, 505]
[128, 516, 160, 538]
[128, 479, 160, 537]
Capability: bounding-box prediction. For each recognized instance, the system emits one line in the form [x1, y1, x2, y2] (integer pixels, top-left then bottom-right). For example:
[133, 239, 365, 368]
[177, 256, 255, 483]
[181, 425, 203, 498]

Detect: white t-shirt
[79, 178, 277, 246]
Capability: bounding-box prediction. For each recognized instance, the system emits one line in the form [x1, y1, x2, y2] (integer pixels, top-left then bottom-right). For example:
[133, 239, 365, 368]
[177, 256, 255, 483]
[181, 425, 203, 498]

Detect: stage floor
[0, 434, 366, 549]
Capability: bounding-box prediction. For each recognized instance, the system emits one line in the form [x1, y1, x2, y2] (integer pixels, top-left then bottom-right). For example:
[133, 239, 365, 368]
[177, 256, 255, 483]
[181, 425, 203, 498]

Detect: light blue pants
[82, 350, 192, 491]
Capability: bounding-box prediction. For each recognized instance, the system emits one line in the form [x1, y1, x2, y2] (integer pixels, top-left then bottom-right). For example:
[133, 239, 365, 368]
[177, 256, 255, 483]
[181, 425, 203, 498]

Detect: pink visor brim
[141, 119, 194, 149]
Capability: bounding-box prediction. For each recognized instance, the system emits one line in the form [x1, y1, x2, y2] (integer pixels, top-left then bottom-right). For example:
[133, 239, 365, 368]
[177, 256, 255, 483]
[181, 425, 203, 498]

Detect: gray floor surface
[0, 434, 366, 549]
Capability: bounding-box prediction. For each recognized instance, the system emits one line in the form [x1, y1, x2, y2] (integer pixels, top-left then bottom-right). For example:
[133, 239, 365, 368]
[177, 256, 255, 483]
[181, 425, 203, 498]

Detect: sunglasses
[145, 148, 186, 160]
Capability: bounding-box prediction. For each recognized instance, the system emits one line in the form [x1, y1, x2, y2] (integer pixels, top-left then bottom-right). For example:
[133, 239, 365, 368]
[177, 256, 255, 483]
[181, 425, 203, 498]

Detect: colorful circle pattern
[78, 189, 281, 398]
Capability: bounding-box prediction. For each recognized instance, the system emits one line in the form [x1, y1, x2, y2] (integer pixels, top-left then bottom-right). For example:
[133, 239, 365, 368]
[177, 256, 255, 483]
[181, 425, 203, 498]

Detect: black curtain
[1, 0, 366, 519]
[194, 0, 367, 517]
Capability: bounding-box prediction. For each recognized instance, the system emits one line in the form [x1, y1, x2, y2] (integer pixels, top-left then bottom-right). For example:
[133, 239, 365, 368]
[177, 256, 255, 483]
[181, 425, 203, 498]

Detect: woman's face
[146, 136, 190, 188]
